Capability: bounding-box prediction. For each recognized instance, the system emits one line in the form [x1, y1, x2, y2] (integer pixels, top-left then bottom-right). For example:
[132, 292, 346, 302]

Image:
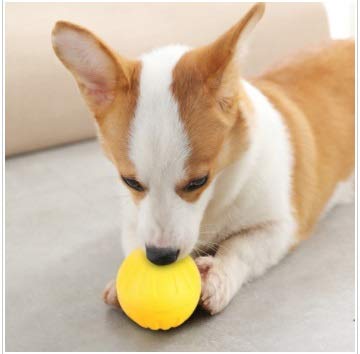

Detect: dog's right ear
[52, 21, 138, 116]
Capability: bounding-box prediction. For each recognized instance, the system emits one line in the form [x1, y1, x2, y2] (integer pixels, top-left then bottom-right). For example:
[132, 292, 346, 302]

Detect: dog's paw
[195, 256, 232, 315]
[102, 280, 121, 309]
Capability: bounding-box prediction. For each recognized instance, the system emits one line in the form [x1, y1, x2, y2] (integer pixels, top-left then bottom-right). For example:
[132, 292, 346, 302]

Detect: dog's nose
[145, 246, 180, 265]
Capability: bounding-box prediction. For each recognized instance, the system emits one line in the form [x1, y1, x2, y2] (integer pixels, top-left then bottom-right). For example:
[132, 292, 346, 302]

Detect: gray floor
[5, 140, 355, 351]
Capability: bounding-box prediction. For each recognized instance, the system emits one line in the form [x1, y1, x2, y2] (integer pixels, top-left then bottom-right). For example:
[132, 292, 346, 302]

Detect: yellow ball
[116, 248, 201, 330]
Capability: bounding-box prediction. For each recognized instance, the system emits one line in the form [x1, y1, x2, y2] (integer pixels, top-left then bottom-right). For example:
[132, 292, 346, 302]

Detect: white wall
[323, 0, 356, 39]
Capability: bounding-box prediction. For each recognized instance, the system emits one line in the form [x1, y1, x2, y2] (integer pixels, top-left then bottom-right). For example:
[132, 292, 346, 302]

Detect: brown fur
[52, 21, 144, 203]
[171, 4, 263, 202]
[52, 9, 354, 229]
[52, 6, 355, 313]
[252, 40, 355, 239]
[171, 55, 249, 202]
[97, 62, 144, 203]
[52, 5, 264, 204]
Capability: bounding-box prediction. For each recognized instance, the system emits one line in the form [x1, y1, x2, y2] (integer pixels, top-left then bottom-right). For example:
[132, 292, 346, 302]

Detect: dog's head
[52, 3, 264, 264]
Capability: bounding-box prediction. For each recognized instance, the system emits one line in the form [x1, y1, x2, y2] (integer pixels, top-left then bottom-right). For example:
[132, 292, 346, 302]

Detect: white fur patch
[194, 81, 297, 314]
[120, 60, 298, 314]
[127, 45, 214, 256]
[129, 45, 190, 186]
[202, 80, 296, 241]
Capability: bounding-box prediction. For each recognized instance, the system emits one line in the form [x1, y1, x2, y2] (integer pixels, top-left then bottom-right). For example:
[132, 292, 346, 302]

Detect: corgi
[52, 3, 354, 315]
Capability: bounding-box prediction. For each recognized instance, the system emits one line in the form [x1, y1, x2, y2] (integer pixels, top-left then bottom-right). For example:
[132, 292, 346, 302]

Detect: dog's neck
[200, 80, 294, 241]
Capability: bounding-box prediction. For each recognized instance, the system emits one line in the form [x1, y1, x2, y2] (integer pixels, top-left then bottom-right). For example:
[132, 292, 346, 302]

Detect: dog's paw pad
[102, 280, 121, 308]
[195, 256, 230, 315]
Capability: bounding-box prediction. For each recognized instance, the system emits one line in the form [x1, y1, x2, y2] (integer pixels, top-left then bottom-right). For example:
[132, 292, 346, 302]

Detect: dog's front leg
[196, 221, 295, 315]
[102, 279, 120, 308]
[102, 217, 139, 308]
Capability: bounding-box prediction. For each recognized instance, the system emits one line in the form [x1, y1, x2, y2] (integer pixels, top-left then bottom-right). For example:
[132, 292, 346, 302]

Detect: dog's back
[253, 40, 355, 239]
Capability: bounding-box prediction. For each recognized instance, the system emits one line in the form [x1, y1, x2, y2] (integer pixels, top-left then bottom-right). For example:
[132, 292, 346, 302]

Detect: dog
[52, 3, 354, 315]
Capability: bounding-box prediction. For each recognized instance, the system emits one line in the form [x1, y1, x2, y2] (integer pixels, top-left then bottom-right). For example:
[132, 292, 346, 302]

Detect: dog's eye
[183, 175, 208, 192]
[121, 176, 145, 192]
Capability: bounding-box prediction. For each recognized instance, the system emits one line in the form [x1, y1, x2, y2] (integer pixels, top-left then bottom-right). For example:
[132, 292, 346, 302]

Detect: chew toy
[116, 248, 201, 330]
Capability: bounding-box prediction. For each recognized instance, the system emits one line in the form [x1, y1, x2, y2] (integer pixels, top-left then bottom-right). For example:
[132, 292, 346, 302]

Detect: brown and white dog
[52, 3, 354, 315]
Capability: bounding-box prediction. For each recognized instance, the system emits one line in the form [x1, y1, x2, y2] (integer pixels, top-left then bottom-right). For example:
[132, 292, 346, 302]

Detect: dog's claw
[102, 279, 121, 308]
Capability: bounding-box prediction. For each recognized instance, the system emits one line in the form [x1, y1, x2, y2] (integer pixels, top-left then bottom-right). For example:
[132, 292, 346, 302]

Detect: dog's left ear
[199, 2, 264, 81]
[184, 2, 264, 93]
[173, 3, 265, 115]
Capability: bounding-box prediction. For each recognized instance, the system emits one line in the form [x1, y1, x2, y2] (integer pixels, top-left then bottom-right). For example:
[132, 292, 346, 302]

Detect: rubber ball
[116, 248, 201, 330]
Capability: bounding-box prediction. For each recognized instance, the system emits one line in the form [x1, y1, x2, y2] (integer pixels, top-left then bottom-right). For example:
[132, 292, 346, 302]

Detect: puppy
[52, 3, 354, 315]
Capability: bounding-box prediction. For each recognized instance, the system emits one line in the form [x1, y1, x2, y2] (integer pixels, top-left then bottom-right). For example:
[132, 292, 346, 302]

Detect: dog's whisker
[194, 239, 233, 256]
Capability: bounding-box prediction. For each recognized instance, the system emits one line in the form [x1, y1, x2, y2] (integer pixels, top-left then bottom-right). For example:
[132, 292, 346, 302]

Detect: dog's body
[52, 3, 354, 315]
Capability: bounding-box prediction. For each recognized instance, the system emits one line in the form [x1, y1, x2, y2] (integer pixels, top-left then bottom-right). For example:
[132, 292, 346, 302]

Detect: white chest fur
[200, 81, 296, 245]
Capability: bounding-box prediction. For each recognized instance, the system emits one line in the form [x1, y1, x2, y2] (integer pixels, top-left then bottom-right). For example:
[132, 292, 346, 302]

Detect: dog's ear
[191, 3, 265, 88]
[52, 21, 137, 115]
